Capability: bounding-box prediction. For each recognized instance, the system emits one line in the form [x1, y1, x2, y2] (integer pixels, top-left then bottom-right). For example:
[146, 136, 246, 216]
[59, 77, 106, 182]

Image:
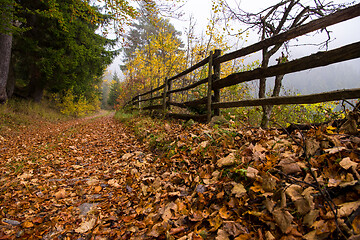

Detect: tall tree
[12, 0, 116, 101]
[107, 73, 121, 108]
[0, 0, 138, 103]
[218, 0, 353, 127]
[0, 0, 14, 103]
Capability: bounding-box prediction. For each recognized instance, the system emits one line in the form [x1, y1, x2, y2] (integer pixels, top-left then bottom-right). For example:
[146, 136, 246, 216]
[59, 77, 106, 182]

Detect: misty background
[107, 0, 360, 96]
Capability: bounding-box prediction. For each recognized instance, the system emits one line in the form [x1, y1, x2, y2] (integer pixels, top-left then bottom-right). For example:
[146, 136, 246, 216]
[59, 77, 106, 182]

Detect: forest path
[0, 113, 151, 239]
[1, 112, 360, 239]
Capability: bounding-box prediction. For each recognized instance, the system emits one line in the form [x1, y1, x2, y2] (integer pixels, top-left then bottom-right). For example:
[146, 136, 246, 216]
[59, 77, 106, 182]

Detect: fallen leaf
[219, 207, 231, 219]
[75, 218, 96, 233]
[217, 153, 236, 168]
[122, 153, 133, 160]
[231, 182, 247, 198]
[278, 158, 302, 174]
[55, 189, 67, 199]
[324, 147, 346, 154]
[22, 221, 34, 228]
[94, 186, 102, 193]
[339, 157, 358, 170]
[216, 229, 230, 240]
[272, 208, 293, 234]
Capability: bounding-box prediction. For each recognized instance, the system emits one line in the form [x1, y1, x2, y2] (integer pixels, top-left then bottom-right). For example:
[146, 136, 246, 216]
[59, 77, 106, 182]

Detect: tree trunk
[28, 66, 44, 102]
[0, 33, 12, 103]
[259, 51, 270, 128]
[6, 56, 15, 98]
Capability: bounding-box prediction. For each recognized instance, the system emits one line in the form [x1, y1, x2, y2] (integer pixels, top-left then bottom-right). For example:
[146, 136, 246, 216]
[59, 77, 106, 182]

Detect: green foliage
[107, 74, 121, 109]
[114, 110, 139, 123]
[225, 100, 341, 128]
[12, 0, 115, 102]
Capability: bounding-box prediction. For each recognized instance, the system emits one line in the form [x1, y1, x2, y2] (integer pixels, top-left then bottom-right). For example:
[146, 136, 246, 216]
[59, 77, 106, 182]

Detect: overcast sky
[108, 0, 360, 92]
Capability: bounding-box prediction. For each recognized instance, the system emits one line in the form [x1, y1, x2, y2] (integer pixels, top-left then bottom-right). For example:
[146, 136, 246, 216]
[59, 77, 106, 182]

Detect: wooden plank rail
[134, 95, 163, 104]
[169, 97, 208, 109]
[213, 41, 360, 90]
[168, 77, 210, 94]
[139, 84, 165, 97]
[168, 56, 210, 81]
[124, 4, 360, 124]
[143, 105, 163, 111]
[213, 88, 360, 109]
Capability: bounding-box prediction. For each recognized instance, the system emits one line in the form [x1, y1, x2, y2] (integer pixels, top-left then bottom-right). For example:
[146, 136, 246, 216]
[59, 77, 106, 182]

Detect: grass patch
[114, 110, 139, 122]
[0, 98, 71, 132]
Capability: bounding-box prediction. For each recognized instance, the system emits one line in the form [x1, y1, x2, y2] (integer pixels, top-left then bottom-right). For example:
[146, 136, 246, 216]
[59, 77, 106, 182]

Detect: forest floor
[0, 112, 360, 240]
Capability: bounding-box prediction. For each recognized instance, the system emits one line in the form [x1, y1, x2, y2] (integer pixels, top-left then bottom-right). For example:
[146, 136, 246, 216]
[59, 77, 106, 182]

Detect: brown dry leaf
[22, 221, 34, 228]
[285, 185, 313, 215]
[216, 229, 230, 240]
[162, 206, 173, 222]
[272, 208, 293, 234]
[246, 167, 259, 179]
[231, 182, 247, 198]
[262, 174, 277, 192]
[32, 217, 44, 224]
[305, 138, 320, 157]
[234, 234, 252, 240]
[326, 200, 360, 218]
[75, 218, 96, 233]
[253, 143, 266, 153]
[278, 158, 302, 174]
[94, 185, 102, 193]
[265, 231, 275, 240]
[18, 172, 33, 180]
[108, 179, 120, 188]
[222, 221, 247, 237]
[352, 215, 360, 234]
[209, 215, 223, 232]
[313, 220, 336, 236]
[86, 178, 99, 186]
[217, 153, 236, 168]
[169, 226, 186, 235]
[55, 189, 67, 199]
[122, 153, 133, 160]
[339, 157, 358, 170]
[324, 147, 346, 154]
[303, 230, 329, 240]
[219, 207, 232, 219]
[303, 210, 319, 226]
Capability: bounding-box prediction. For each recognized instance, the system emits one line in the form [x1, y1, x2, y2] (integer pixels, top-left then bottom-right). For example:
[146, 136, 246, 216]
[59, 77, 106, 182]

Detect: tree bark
[0, 32, 12, 103]
[6, 56, 15, 98]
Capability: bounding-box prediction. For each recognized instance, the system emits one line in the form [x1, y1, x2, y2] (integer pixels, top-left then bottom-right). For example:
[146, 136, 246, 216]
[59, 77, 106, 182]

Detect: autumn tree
[217, 0, 353, 127]
[118, 2, 184, 106]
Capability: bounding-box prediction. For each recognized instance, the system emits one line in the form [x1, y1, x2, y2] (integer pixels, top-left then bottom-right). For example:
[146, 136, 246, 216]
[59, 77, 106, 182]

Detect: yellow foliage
[52, 89, 100, 117]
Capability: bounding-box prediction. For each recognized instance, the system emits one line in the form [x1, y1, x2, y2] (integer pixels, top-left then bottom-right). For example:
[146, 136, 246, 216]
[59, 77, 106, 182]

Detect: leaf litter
[0, 114, 359, 239]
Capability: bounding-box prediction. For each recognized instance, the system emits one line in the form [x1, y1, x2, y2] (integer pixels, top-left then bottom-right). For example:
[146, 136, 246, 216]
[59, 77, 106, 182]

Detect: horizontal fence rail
[125, 3, 360, 123]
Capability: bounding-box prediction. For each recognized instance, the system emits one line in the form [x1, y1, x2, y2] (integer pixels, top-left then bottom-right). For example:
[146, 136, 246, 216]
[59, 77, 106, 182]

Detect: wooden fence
[125, 4, 360, 123]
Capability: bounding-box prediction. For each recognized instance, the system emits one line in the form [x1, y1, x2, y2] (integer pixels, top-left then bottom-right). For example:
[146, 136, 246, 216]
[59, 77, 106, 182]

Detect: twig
[272, 120, 348, 239]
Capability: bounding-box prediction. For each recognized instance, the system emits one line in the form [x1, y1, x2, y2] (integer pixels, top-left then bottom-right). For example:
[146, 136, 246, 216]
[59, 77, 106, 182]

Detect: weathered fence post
[162, 77, 169, 116]
[213, 49, 222, 116]
[138, 95, 142, 111]
[167, 78, 172, 111]
[207, 51, 214, 123]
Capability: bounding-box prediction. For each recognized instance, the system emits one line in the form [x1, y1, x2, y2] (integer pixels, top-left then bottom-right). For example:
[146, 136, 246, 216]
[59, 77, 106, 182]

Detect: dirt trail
[1, 114, 360, 239]
[0, 114, 150, 239]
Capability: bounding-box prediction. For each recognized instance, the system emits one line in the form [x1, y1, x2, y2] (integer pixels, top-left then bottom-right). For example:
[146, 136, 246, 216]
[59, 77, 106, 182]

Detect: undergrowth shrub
[0, 98, 69, 129]
[52, 88, 100, 117]
[223, 101, 342, 128]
